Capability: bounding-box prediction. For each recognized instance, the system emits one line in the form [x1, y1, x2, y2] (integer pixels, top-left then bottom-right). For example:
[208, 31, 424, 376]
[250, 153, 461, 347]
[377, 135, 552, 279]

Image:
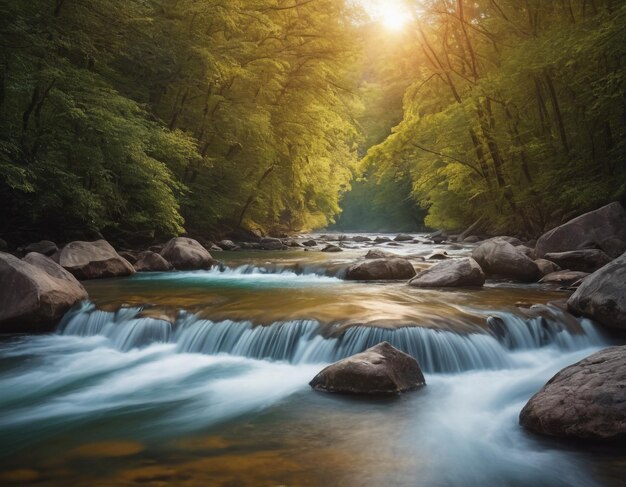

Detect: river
[0, 234, 624, 486]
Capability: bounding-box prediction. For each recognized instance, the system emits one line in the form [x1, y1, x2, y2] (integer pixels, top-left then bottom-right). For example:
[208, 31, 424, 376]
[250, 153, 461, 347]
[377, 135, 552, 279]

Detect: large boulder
[24, 240, 58, 256]
[543, 249, 612, 273]
[160, 237, 218, 270]
[309, 342, 425, 395]
[472, 238, 539, 282]
[0, 252, 88, 332]
[134, 251, 172, 272]
[536, 202, 626, 258]
[567, 252, 626, 330]
[52, 240, 135, 280]
[409, 258, 485, 288]
[519, 346, 626, 441]
[346, 258, 416, 280]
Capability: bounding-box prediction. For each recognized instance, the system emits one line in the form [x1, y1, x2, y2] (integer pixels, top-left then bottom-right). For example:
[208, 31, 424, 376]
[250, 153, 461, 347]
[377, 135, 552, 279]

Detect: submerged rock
[0, 252, 88, 332]
[472, 238, 539, 282]
[345, 258, 416, 280]
[536, 202, 626, 258]
[543, 249, 612, 273]
[309, 342, 425, 395]
[409, 258, 485, 288]
[519, 346, 626, 441]
[160, 237, 218, 270]
[133, 251, 172, 272]
[53, 240, 135, 280]
[567, 252, 626, 330]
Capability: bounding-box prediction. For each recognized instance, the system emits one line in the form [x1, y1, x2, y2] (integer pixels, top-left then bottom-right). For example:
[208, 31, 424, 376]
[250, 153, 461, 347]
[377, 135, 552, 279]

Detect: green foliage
[0, 0, 360, 244]
[364, 0, 626, 235]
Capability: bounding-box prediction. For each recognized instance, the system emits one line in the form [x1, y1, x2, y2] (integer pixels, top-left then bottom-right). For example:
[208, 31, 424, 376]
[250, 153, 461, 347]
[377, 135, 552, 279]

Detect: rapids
[0, 233, 624, 486]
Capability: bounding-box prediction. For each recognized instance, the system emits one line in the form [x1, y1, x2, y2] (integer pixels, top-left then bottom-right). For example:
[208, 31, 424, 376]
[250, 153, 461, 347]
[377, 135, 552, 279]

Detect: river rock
[516, 245, 535, 259]
[536, 202, 626, 258]
[539, 270, 589, 287]
[259, 237, 285, 250]
[543, 249, 612, 273]
[519, 346, 626, 441]
[409, 258, 485, 288]
[309, 342, 426, 395]
[321, 244, 342, 253]
[217, 239, 240, 251]
[0, 252, 88, 332]
[374, 236, 391, 243]
[53, 240, 135, 279]
[472, 238, 539, 282]
[463, 236, 481, 243]
[134, 251, 172, 272]
[534, 258, 561, 276]
[394, 234, 413, 242]
[24, 240, 58, 257]
[427, 252, 450, 260]
[567, 252, 626, 330]
[345, 258, 416, 280]
[160, 237, 217, 270]
[365, 249, 394, 259]
[489, 236, 523, 246]
[302, 239, 317, 247]
[352, 236, 372, 242]
[118, 251, 138, 265]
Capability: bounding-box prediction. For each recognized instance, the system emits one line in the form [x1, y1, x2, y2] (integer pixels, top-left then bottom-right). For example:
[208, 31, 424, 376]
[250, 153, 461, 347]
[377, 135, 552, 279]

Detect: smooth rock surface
[160, 237, 217, 270]
[410, 258, 485, 288]
[543, 249, 612, 273]
[309, 342, 426, 395]
[134, 251, 172, 272]
[472, 238, 539, 282]
[365, 249, 394, 260]
[259, 237, 285, 250]
[519, 346, 626, 441]
[536, 202, 626, 258]
[539, 270, 589, 287]
[534, 258, 561, 276]
[567, 252, 626, 330]
[24, 240, 58, 256]
[0, 252, 87, 331]
[53, 240, 135, 280]
[346, 258, 416, 280]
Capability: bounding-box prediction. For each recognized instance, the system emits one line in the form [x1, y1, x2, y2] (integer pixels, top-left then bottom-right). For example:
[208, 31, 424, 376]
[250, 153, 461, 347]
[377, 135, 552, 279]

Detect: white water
[0, 330, 607, 486]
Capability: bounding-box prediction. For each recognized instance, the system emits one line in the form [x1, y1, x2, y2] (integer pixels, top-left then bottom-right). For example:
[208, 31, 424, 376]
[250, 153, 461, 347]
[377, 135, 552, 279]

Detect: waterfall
[57, 302, 606, 373]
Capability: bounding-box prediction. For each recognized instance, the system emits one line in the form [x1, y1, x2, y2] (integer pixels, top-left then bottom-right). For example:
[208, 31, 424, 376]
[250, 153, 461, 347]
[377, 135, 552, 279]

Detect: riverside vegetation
[1, 1, 625, 244]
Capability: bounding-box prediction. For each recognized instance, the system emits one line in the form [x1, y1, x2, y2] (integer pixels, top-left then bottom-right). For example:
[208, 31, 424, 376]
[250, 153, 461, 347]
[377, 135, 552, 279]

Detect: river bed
[0, 234, 624, 486]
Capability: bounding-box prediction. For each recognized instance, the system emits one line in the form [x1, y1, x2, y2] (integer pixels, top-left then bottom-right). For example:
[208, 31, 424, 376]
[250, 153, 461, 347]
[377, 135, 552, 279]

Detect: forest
[1, 0, 625, 244]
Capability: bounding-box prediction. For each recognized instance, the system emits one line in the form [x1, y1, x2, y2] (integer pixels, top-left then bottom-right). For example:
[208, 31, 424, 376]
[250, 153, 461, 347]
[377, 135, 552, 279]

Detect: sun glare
[366, 0, 412, 32]
[382, 6, 410, 31]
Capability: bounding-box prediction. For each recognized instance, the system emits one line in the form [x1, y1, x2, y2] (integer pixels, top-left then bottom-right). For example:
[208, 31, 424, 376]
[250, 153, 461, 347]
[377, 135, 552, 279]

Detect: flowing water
[0, 234, 624, 486]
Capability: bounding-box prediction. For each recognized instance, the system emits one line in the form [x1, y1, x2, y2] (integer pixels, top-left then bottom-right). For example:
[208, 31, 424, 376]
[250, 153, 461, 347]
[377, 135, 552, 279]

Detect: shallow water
[0, 233, 624, 486]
